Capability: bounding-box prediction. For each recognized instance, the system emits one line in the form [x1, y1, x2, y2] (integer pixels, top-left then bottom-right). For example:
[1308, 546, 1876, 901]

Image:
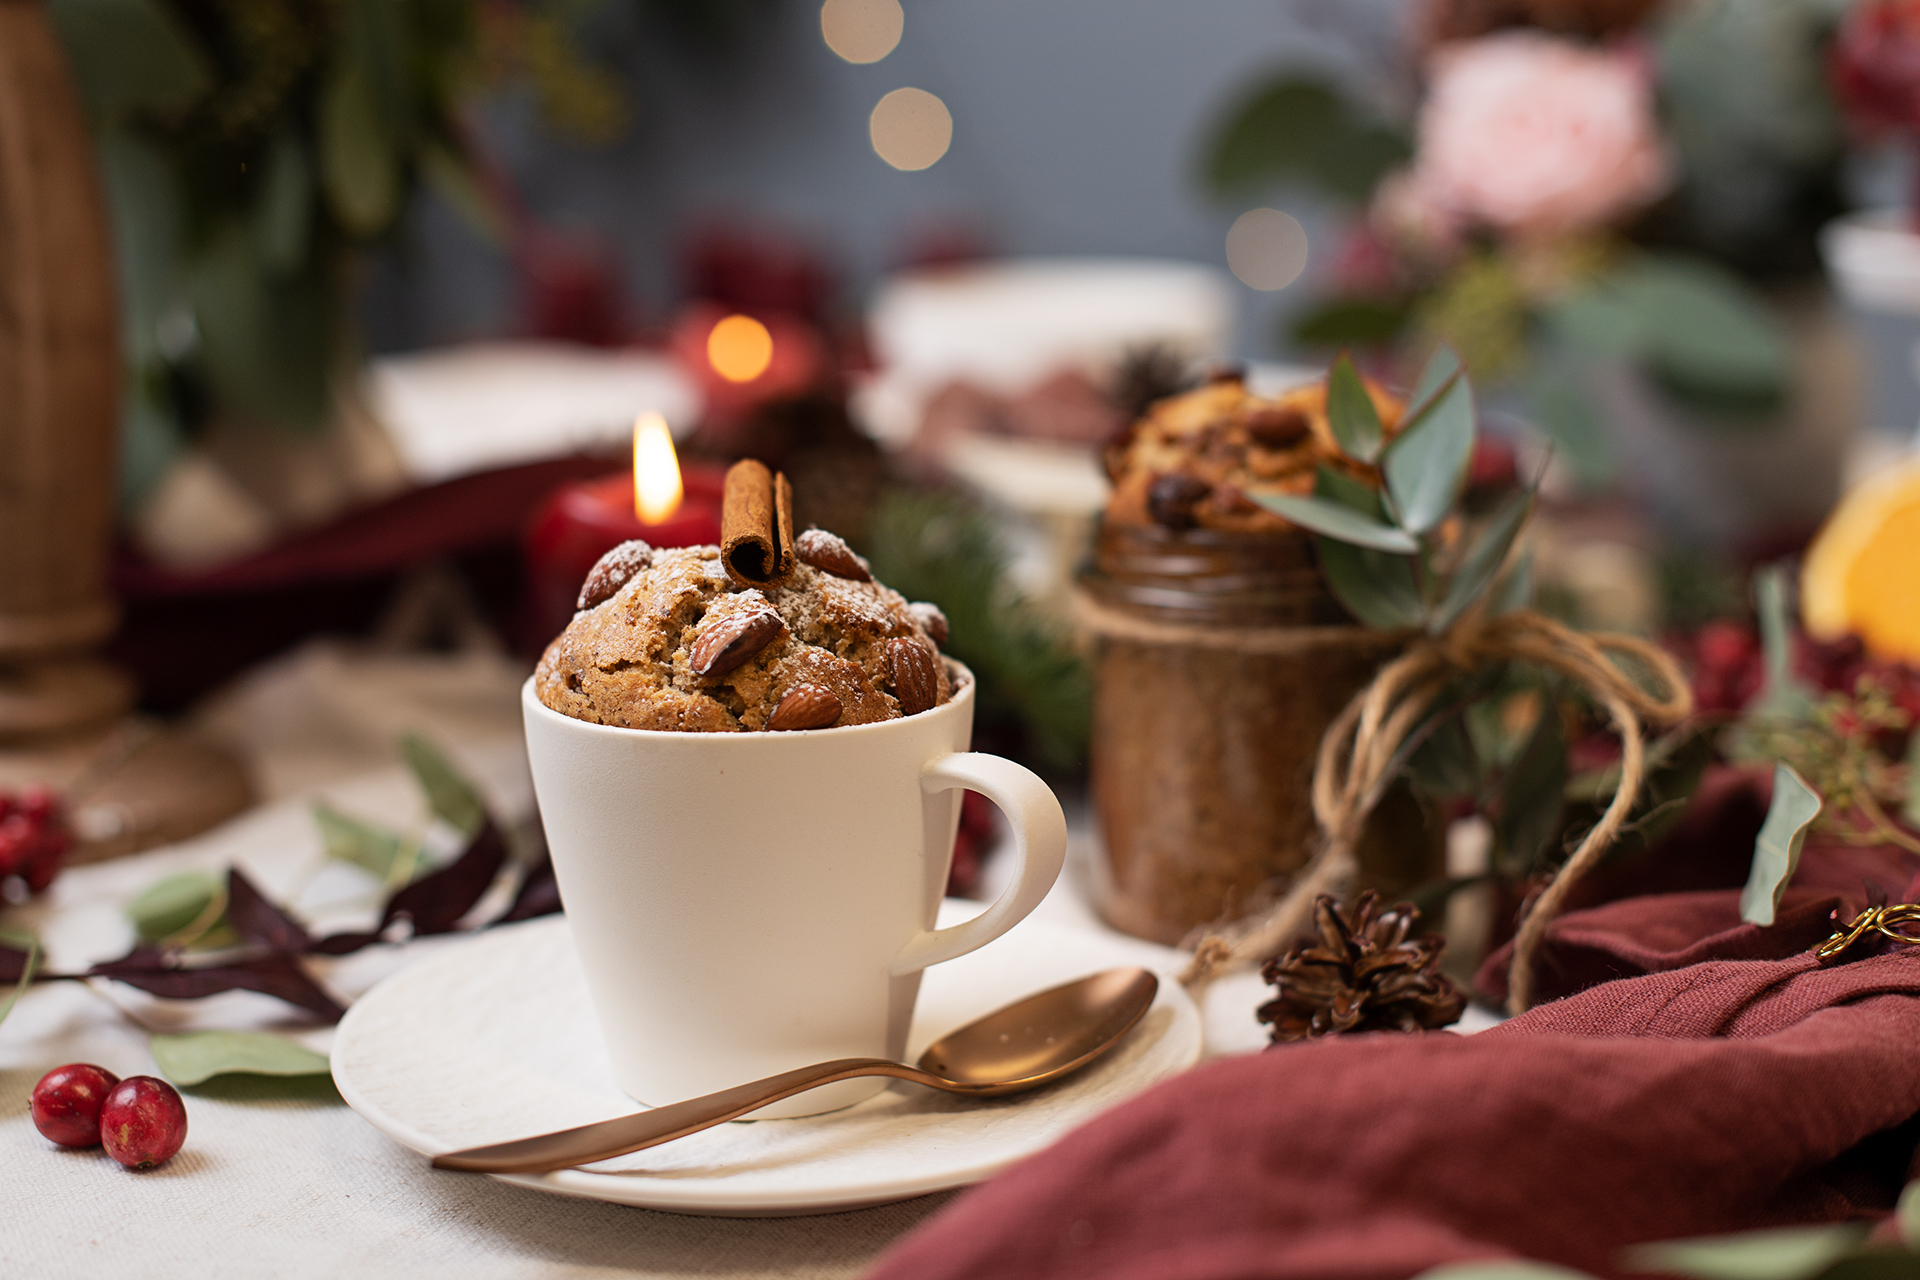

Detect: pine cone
[1257, 892, 1467, 1044]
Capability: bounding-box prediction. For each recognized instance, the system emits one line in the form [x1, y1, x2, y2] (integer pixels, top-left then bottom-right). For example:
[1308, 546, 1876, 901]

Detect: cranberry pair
[31, 1064, 187, 1169]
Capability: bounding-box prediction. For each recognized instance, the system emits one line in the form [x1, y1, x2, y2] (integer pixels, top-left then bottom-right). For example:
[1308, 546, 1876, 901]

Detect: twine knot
[1181, 607, 1693, 1015]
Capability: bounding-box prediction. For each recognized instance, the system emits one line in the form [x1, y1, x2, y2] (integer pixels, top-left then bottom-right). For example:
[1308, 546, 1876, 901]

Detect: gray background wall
[364, 0, 1404, 361]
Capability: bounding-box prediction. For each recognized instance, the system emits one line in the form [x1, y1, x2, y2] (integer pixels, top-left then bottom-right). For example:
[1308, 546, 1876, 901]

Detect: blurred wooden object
[0, 1, 249, 855]
[0, 0, 131, 736]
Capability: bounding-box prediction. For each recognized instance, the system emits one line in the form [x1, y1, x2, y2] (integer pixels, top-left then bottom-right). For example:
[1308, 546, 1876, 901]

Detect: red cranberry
[99, 1076, 188, 1170]
[30, 1063, 121, 1148]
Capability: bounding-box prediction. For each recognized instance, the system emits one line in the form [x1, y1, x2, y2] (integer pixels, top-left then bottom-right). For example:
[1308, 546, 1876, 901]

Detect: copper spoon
[431, 967, 1158, 1175]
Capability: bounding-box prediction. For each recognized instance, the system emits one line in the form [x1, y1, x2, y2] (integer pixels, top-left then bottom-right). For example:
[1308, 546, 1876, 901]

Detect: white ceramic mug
[520, 665, 1066, 1118]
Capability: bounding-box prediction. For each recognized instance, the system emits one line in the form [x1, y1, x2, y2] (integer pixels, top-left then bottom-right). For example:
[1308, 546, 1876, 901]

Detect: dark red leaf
[87, 949, 345, 1022]
[227, 867, 313, 953]
[496, 852, 561, 924]
[378, 820, 508, 937]
[0, 943, 31, 984]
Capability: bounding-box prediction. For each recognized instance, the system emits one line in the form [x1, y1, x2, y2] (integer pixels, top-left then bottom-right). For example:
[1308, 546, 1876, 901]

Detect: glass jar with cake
[1077, 368, 1444, 945]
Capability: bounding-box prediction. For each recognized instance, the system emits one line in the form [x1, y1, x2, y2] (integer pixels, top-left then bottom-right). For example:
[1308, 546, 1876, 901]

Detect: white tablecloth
[0, 642, 1276, 1279]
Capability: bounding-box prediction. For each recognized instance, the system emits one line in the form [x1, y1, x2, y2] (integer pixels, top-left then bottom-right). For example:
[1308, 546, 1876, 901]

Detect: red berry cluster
[30, 1064, 188, 1170]
[0, 786, 72, 897]
[1832, 0, 1920, 137]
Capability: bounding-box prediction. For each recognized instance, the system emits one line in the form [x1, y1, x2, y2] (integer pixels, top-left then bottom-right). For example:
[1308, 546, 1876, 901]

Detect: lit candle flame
[632, 413, 683, 524]
[707, 314, 774, 383]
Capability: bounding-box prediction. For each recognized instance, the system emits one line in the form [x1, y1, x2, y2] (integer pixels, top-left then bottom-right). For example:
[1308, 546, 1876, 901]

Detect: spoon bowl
[432, 967, 1159, 1175]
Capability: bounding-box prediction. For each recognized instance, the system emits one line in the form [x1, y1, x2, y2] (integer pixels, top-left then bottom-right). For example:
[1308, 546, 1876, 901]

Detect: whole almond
[766, 683, 843, 731]
[577, 540, 653, 610]
[908, 602, 949, 647]
[794, 529, 871, 582]
[886, 637, 939, 716]
[689, 605, 785, 677]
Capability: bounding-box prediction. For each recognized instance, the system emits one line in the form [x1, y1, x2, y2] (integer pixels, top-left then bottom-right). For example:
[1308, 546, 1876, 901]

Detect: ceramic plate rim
[332, 913, 1200, 1215]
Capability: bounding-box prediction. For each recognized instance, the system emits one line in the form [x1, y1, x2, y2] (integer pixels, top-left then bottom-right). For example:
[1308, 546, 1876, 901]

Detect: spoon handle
[431, 1058, 944, 1174]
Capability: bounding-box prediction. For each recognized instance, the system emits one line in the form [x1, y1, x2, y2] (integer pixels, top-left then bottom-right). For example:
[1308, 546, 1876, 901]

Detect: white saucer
[332, 903, 1201, 1216]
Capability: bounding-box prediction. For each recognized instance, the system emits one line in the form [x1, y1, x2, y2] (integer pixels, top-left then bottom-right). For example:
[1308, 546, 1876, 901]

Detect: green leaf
[1749, 565, 1817, 723]
[1384, 371, 1474, 534]
[1326, 353, 1385, 463]
[1897, 1179, 1920, 1249]
[150, 1031, 330, 1087]
[1203, 74, 1410, 203]
[312, 802, 407, 879]
[126, 871, 224, 942]
[1289, 297, 1412, 349]
[47, 0, 211, 121]
[1488, 546, 1534, 616]
[319, 60, 398, 236]
[1493, 693, 1568, 877]
[0, 932, 39, 1030]
[400, 734, 486, 837]
[1317, 536, 1425, 629]
[254, 130, 313, 278]
[1251, 493, 1419, 553]
[1315, 463, 1386, 518]
[1433, 489, 1537, 633]
[1622, 1224, 1871, 1280]
[1739, 763, 1822, 927]
[1409, 346, 1463, 413]
[1523, 366, 1616, 489]
[190, 224, 332, 430]
[1417, 1262, 1601, 1280]
[1617, 257, 1790, 408]
[1407, 716, 1483, 799]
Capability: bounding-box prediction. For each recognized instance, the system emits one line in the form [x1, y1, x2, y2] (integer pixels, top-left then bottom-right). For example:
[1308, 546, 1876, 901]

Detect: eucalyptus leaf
[1316, 463, 1387, 518]
[1384, 371, 1474, 535]
[1203, 73, 1409, 203]
[1317, 536, 1425, 629]
[400, 734, 487, 838]
[1616, 257, 1790, 407]
[1417, 1263, 1600, 1280]
[1739, 763, 1822, 927]
[1523, 365, 1616, 489]
[1407, 716, 1483, 800]
[0, 933, 38, 1030]
[150, 1030, 330, 1086]
[1622, 1224, 1870, 1280]
[126, 871, 224, 942]
[1251, 493, 1417, 553]
[312, 802, 407, 879]
[1488, 546, 1535, 616]
[1408, 346, 1464, 416]
[1433, 488, 1536, 634]
[319, 60, 398, 236]
[1494, 692, 1568, 877]
[1326, 354, 1386, 463]
[1749, 565, 1817, 723]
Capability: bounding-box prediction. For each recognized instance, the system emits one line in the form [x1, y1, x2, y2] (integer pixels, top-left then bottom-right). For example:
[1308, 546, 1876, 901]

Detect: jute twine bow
[1180, 607, 1694, 1015]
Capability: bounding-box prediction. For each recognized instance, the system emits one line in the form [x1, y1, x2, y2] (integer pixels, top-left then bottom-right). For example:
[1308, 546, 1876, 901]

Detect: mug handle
[888, 752, 1068, 976]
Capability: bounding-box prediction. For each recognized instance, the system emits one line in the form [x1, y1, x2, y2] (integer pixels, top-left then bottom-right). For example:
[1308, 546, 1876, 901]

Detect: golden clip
[1814, 903, 1920, 960]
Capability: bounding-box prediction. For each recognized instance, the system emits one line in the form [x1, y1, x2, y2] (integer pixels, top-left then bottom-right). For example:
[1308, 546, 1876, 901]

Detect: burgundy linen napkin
[865, 916, 1920, 1279]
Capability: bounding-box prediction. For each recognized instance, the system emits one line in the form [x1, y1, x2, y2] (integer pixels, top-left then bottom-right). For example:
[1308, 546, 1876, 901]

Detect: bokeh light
[1225, 208, 1310, 291]
[870, 88, 952, 171]
[707, 314, 775, 383]
[821, 0, 903, 64]
[632, 413, 684, 523]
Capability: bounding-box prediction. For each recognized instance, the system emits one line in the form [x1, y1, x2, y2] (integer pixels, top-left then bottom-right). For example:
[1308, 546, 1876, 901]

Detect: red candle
[523, 417, 726, 646]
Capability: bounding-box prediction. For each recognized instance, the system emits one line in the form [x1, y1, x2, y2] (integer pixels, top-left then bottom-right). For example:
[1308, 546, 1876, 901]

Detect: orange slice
[1802, 458, 1920, 662]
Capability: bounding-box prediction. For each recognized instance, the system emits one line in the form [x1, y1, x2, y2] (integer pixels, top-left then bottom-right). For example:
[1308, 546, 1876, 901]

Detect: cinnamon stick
[721, 459, 795, 589]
